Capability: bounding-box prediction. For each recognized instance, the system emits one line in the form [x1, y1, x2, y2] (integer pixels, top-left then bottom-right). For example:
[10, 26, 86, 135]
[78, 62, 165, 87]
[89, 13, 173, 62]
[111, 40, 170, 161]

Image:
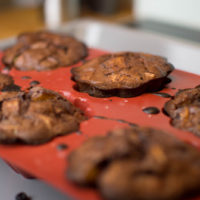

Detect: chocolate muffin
[0, 86, 86, 144]
[67, 127, 200, 200]
[0, 73, 14, 90]
[2, 31, 88, 71]
[164, 86, 200, 136]
[71, 52, 174, 97]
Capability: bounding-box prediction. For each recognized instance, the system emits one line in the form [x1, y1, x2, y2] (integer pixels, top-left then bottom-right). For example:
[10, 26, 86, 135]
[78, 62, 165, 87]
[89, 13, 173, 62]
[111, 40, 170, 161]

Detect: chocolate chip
[30, 80, 40, 86]
[15, 192, 31, 200]
[142, 107, 160, 114]
[153, 92, 172, 98]
[57, 143, 68, 151]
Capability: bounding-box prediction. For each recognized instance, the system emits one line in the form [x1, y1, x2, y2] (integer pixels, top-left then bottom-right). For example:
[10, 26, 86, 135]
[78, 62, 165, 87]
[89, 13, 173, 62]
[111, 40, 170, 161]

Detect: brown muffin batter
[2, 31, 88, 71]
[0, 86, 86, 144]
[71, 52, 174, 97]
[67, 127, 200, 200]
[0, 73, 14, 90]
[164, 85, 200, 136]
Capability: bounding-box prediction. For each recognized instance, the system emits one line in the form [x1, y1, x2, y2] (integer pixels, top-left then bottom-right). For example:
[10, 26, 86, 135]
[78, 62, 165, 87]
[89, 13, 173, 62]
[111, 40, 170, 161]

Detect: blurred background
[0, 0, 200, 42]
[0, 0, 132, 38]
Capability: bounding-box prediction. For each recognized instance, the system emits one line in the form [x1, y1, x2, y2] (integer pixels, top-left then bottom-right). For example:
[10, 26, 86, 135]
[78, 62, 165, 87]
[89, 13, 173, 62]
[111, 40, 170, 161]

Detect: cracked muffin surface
[71, 52, 174, 97]
[2, 31, 88, 71]
[164, 85, 200, 136]
[67, 126, 200, 200]
[0, 86, 86, 144]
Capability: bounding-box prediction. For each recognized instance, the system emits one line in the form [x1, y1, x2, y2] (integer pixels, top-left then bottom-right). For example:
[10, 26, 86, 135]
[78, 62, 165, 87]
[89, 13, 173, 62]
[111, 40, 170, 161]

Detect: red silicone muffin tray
[0, 48, 200, 200]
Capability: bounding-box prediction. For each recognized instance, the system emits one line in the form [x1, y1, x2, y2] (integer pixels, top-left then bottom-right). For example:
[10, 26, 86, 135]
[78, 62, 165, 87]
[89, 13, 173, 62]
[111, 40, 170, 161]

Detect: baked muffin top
[164, 85, 200, 136]
[2, 31, 88, 71]
[0, 86, 86, 144]
[67, 126, 200, 200]
[71, 52, 174, 97]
